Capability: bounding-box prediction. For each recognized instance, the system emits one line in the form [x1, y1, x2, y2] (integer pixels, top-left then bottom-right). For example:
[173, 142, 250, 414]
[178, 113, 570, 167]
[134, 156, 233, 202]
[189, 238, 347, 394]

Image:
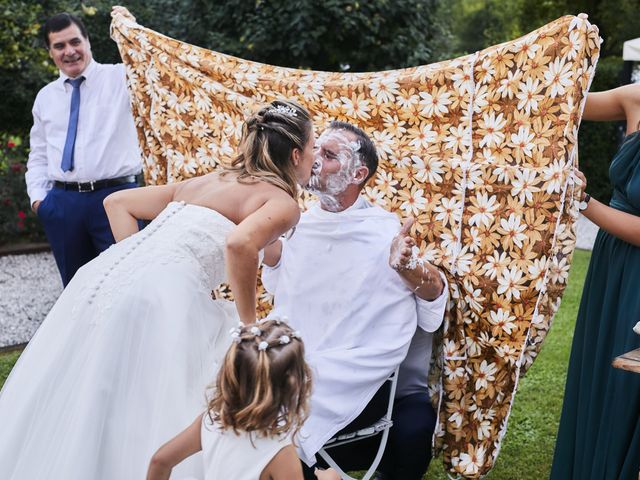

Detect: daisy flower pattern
[112, 13, 600, 478]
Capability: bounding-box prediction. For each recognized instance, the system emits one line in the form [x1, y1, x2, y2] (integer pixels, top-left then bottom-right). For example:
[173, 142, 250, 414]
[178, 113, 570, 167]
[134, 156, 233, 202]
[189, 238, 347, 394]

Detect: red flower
[17, 220, 25, 229]
[17, 210, 27, 220]
[10, 163, 23, 173]
[7, 141, 16, 148]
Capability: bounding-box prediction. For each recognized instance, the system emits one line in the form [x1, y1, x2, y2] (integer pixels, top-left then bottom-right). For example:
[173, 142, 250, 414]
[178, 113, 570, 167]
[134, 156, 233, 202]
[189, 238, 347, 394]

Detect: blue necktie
[61, 77, 85, 172]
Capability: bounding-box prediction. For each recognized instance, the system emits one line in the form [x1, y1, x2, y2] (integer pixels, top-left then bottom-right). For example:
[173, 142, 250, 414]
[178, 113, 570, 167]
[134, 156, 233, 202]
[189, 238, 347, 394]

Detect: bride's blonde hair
[222, 100, 313, 198]
[207, 320, 311, 441]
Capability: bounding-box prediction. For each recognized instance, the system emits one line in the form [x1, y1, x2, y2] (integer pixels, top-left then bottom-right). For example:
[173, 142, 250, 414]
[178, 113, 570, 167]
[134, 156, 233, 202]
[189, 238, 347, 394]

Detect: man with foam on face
[262, 121, 448, 480]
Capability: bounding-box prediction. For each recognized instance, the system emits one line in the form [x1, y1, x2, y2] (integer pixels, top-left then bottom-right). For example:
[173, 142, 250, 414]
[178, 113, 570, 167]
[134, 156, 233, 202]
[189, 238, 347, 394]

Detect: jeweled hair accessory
[271, 105, 298, 117]
[250, 326, 262, 336]
[279, 335, 291, 345]
[258, 341, 269, 351]
[229, 326, 242, 343]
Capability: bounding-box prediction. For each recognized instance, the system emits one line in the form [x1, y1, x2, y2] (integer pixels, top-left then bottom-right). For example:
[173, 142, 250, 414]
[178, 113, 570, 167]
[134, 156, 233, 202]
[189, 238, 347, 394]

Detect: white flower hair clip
[271, 105, 298, 117]
[229, 326, 242, 343]
[250, 326, 262, 336]
[279, 335, 291, 345]
[258, 341, 269, 351]
[291, 330, 302, 339]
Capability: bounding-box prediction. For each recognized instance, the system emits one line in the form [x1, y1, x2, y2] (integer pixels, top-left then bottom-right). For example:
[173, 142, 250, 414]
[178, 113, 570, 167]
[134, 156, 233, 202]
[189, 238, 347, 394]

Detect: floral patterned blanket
[111, 13, 600, 478]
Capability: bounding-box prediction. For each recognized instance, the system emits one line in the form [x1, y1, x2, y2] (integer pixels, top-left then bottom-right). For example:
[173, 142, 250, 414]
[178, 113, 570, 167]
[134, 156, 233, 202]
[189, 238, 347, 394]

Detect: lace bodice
[119, 201, 234, 287]
[73, 202, 236, 320]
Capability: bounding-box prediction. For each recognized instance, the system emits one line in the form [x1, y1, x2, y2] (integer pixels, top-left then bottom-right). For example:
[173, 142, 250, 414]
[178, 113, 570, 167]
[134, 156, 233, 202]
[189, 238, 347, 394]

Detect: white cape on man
[263, 199, 418, 464]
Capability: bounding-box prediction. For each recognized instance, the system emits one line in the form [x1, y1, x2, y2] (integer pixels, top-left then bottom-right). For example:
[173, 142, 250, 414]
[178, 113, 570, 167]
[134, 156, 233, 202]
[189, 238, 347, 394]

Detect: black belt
[53, 175, 137, 192]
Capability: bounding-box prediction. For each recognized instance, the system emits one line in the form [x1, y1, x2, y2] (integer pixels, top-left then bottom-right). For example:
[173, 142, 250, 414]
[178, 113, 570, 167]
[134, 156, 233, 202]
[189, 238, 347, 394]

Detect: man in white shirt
[262, 122, 448, 480]
[26, 12, 141, 285]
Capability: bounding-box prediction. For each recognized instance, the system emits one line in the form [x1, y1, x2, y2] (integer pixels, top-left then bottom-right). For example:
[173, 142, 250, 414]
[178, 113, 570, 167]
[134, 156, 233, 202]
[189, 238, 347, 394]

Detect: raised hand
[111, 6, 136, 22]
[389, 217, 416, 271]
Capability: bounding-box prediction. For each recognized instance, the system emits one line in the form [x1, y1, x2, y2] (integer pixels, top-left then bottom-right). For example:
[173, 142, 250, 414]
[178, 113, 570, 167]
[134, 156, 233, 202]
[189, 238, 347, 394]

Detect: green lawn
[0, 250, 591, 479]
[0, 349, 22, 388]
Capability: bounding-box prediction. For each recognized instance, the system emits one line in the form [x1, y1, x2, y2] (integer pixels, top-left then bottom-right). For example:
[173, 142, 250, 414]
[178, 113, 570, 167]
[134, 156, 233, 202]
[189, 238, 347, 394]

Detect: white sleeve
[414, 272, 448, 333]
[25, 97, 51, 205]
[261, 256, 282, 294]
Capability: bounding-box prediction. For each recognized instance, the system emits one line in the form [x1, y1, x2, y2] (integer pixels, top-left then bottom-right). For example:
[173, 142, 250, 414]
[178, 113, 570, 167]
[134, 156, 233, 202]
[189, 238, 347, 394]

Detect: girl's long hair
[222, 100, 313, 199]
[207, 320, 312, 441]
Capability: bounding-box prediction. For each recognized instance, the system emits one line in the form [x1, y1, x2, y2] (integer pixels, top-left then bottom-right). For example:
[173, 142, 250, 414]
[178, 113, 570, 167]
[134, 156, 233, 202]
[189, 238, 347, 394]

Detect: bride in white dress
[0, 100, 316, 480]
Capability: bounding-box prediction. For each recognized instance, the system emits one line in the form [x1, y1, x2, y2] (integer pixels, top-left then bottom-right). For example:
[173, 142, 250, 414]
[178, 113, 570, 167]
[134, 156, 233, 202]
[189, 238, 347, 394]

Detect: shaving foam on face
[306, 129, 364, 210]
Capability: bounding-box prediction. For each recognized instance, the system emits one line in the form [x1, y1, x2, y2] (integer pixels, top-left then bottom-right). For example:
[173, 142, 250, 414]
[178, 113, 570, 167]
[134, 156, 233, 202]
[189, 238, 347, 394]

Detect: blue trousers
[377, 392, 436, 480]
[303, 390, 436, 480]
[37, 183, 138, 286]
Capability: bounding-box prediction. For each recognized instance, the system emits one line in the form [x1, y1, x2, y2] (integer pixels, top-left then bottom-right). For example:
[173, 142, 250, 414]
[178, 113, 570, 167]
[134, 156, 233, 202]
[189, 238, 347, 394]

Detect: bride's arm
[104, 184, 179, 242]
[226, 197, 300, 324]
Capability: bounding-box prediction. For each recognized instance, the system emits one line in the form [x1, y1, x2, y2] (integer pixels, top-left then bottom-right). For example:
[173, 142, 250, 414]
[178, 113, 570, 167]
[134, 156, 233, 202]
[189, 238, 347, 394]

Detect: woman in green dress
[551, 84, 640, 479]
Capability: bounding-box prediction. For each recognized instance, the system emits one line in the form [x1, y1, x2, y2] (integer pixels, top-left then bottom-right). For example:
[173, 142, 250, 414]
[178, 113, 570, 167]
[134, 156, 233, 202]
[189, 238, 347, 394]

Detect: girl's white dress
[199, 415, 292, 480]
[0, 202, 240, 479]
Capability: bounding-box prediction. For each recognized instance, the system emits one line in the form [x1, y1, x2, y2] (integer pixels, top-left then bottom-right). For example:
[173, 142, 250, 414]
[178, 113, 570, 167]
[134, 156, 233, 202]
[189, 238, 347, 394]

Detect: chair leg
[318, 426, 391, 480]
[360, 427, 390, 480]
[318, 448, 357, 480]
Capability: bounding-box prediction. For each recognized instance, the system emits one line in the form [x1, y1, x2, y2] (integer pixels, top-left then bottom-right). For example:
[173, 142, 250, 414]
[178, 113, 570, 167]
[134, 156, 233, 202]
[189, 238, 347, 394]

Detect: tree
[178, 0, 452, 72]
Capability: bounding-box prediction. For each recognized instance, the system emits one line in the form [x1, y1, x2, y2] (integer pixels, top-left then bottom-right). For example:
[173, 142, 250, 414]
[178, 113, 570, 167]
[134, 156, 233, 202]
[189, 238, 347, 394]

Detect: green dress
[551, 131, 640, 480]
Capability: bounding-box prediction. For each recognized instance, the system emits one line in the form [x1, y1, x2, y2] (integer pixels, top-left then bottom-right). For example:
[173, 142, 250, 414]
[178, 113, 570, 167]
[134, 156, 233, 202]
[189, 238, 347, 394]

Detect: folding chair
[317, 367, 399, 480]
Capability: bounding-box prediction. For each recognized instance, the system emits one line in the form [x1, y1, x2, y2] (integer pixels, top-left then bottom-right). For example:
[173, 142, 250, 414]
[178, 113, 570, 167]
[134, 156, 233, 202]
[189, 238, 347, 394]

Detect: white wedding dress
[0, 201, 240, 480]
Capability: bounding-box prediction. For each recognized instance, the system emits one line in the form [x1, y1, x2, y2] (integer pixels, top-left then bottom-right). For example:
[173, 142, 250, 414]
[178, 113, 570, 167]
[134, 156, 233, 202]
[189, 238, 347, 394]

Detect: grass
[0, 349, 22, 388]
[0, 250, 591, 479]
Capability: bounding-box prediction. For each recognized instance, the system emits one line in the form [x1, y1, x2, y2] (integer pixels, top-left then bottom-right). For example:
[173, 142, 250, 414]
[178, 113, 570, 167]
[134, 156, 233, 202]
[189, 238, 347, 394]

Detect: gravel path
[0, 252, 62, 348]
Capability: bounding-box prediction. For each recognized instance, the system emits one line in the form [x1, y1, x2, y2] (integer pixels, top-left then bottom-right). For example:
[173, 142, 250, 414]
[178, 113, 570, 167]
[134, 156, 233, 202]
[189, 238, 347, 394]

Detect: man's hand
[389, 217, 444, 301]
[31, 200, 41, 214]
[111, 6, 136, 22]
[389, 217, 416, 271]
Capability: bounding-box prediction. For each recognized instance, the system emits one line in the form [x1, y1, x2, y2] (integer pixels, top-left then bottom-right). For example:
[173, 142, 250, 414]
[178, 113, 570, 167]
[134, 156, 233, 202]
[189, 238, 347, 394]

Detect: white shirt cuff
[415, 272, 448, 332]
[261, 261, 281, 294]
[28, 188, 50, 206]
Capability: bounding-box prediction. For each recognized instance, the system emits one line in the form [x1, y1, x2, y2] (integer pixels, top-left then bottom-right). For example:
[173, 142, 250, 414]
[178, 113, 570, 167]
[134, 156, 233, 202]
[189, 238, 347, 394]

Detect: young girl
[147, 319, 340, 480]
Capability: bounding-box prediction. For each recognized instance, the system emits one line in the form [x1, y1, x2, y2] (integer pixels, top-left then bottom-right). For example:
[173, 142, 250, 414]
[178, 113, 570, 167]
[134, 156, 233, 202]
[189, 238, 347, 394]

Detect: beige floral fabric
[111, 14, 600, 478]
